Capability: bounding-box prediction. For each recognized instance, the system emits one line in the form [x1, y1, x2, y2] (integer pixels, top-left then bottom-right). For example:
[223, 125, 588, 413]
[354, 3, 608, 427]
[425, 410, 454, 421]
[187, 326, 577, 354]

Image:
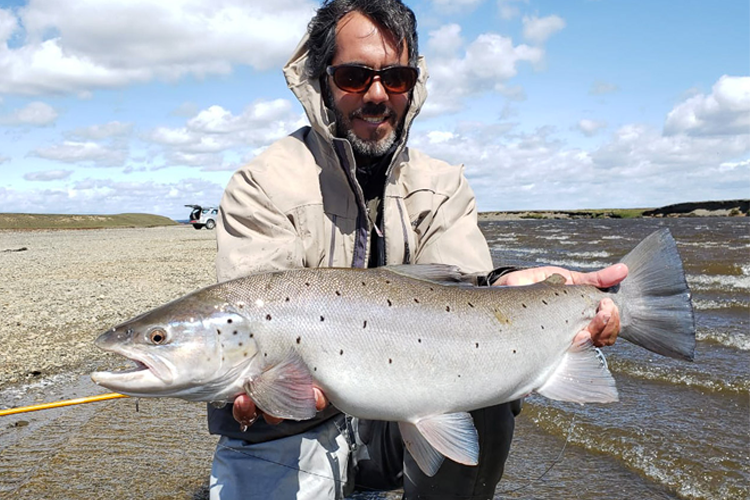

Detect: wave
[522, 403, 749, 500]
[688, 273, 750, 291]
[698, 329, 750, 351]
[608, 358, 750, 394]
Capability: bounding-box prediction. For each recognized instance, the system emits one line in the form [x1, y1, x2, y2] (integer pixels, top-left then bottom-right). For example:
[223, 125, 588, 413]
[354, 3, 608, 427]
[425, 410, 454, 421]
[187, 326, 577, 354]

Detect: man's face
[327, 11, 411, 161]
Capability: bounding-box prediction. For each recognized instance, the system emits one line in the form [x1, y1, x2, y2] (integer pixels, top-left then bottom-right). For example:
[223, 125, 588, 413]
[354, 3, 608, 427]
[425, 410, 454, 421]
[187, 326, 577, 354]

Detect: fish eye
[148, 328, 168, 345]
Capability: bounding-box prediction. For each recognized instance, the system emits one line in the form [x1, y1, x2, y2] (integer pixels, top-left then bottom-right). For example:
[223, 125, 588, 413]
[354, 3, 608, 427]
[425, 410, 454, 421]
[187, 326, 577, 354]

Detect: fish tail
[615, 229, 695, 361]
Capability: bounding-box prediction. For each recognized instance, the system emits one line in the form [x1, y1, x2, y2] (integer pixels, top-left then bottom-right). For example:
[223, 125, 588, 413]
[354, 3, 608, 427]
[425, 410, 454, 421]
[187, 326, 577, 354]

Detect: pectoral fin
[243, 351, 317, 420]
[537, 336, 619, 403]
[399, 412, 479, 477]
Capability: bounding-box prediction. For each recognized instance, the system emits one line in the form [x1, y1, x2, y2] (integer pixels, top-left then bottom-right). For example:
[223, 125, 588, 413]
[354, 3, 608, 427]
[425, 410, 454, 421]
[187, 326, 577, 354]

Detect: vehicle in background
[186, 205, 218, 230]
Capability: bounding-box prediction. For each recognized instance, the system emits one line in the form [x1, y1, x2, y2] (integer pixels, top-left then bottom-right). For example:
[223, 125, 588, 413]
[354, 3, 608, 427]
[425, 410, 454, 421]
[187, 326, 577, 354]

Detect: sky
[0, 0, 748, 220]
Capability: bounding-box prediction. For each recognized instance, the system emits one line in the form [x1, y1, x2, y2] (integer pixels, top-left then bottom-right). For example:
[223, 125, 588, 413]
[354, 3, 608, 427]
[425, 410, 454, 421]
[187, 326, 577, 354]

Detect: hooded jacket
[208, 35, 494, 442]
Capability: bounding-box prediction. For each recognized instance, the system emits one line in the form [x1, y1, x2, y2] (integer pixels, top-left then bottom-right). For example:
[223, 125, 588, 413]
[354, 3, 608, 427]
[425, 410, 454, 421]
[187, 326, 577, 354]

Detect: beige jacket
[210, 36, 493, 441]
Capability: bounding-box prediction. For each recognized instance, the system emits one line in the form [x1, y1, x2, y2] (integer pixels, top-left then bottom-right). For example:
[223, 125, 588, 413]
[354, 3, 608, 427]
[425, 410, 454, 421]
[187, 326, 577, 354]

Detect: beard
[325, 85, 403, 160]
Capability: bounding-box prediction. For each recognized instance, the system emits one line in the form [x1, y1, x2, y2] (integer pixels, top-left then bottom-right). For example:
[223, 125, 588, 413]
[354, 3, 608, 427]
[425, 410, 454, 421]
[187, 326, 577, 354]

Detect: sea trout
[92, 229, 695, 476]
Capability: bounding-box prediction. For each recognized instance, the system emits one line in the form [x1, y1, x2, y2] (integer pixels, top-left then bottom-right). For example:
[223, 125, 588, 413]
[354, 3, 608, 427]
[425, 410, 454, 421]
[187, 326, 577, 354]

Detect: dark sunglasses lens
[381, 67, 418, 93]
[333, 66, 372, 92]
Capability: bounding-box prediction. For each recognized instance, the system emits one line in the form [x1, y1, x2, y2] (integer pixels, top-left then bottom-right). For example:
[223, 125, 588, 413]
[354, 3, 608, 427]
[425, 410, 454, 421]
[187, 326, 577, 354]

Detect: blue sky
[0, 0, 748, 220]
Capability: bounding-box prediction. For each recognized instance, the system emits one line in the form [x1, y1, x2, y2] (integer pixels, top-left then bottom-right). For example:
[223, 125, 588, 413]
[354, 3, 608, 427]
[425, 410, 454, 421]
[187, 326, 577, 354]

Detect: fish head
[91, 292, 260, 400]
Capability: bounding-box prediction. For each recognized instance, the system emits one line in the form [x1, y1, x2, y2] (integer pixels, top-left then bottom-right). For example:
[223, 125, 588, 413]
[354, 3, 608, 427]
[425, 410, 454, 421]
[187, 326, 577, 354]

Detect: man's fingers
[232, 394, 259, 429]
[572, 263, 628, 288]
[314, 387, 328, 411]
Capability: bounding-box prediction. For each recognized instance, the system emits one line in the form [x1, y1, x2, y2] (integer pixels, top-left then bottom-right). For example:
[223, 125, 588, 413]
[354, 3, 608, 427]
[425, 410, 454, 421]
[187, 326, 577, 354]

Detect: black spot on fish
[305, 282, 310, 287]
[475, 342, 479, 348]
[239, 342, 243, 346]
[227, 319, 233, 324]
[429, 287, 434, 291]
[296, 336, 301, 344]
[340, 349, 344, 355]
[266, 314, 272, 321]
[541, 325, 545, 330]
[250, 333, 254, 338]
[513, 349, 517, 354]
[418, 338, 422, 343]
[542, 300, 548, 305]
[285, 297, 290, 302]
[363, 320, 368, 329]
[320, 316, 325, 322]
[522, 303, 527, 308]
[362, 281, 366, 286]
[563, 290, 568, 295]
[468, 302, 475, 308]
[314, 367, 317, 372]
[264, 353, 268, 357]
[385, 280, 391, 284]
[389, 358, 392, 364]
[222, 356, 225, 361]
[233, 331, 238, 336]
[217, 329, 221, 335]
[554, 292, 560, 296]
[335, 290, 342, 296]
[387, 299, 392, 307]
[238, 303, 244, 309]
[446, 305, 451, 312]
[414, 298, 420, 304]
[565, 320, 569, 324]
[243, 352, 248, 357]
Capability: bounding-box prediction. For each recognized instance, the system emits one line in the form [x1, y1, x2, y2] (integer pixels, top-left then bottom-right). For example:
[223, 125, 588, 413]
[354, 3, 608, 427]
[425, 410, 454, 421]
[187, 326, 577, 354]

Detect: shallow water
[0, 218, 747, 499]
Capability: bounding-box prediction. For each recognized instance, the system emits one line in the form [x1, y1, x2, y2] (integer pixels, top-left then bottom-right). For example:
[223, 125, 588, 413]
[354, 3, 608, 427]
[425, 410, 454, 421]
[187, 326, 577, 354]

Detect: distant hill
[479, 199, 749, 221]
[0, 213, 179, 230]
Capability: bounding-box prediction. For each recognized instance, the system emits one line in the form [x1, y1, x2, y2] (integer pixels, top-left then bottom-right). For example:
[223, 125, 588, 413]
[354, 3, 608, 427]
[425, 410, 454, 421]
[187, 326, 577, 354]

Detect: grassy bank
[0, 213, 179, 230]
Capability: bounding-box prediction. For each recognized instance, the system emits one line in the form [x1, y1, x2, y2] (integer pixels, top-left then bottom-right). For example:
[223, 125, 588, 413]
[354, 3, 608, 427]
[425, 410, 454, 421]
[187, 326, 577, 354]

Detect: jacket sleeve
[412, 164, 494, 275]
[215, 167, 305, 283]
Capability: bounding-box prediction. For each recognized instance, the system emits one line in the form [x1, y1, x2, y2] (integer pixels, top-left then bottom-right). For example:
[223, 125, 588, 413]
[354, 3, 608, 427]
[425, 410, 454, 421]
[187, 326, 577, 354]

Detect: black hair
[306, 0, 419, 80]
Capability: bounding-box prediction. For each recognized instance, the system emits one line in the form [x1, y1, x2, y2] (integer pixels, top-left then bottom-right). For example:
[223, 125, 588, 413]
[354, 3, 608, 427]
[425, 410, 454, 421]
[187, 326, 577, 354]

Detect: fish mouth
[91, 354, 174, 395]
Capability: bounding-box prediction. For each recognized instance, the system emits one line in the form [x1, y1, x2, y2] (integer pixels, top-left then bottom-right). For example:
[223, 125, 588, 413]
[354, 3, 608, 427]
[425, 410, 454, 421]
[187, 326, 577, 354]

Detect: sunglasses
[326, 64, 420, 94]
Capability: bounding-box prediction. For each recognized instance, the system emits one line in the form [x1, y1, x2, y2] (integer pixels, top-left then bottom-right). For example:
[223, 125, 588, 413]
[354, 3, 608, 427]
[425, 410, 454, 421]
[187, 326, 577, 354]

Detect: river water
[483, 217, 749, 500]
[0, 217, 747, 499]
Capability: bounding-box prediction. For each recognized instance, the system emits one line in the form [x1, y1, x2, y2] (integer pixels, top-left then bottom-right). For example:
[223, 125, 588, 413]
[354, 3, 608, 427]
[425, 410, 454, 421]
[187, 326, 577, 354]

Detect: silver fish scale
[205, 268, 602, 421]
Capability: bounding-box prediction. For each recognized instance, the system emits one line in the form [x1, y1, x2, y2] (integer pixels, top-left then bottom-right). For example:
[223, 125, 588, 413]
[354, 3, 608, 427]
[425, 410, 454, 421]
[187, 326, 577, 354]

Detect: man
[209, 1, 626, 498]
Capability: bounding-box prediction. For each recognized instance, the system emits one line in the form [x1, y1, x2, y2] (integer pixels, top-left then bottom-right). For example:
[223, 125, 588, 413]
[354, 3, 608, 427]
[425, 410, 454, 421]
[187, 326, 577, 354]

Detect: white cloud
[23, 169, 73, 181]
[0, 101, 58, 126]
[577, 119, 607, 137]
[589, 81, 619, 95]
[31, 140, 128, 167]
[522, 15, 565, 45]
[423, 25, 543, 116]
[664, 75, 750, 136]
[0, 177, 225, 219]
[497, 0, 528, 20]
[0, 0, 316, 96]
[66, 121, 133, 140]
[144, 99, 305, 169]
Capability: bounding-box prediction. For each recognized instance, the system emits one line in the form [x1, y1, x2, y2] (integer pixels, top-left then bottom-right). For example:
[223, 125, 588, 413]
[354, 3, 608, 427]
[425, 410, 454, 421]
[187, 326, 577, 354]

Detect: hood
[283, 33, 429, 155]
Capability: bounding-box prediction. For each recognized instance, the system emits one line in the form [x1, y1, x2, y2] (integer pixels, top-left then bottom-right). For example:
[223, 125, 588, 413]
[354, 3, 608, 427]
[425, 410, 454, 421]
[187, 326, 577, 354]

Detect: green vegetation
[0, 213, 179, 230]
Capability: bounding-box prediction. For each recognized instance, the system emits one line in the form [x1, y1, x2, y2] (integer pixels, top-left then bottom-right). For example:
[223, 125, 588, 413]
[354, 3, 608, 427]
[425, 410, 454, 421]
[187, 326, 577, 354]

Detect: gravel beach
[0, 225, 217, 388]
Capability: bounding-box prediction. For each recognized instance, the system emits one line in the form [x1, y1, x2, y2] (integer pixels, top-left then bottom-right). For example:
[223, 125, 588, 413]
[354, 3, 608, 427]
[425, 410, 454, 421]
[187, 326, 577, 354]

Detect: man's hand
[493, 263, 628, 347]
[232, 388, 328, 430]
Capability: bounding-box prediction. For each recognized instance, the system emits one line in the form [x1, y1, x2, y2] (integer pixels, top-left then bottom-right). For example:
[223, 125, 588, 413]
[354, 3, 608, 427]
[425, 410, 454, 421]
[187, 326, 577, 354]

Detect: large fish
[92, 229, 694, 476]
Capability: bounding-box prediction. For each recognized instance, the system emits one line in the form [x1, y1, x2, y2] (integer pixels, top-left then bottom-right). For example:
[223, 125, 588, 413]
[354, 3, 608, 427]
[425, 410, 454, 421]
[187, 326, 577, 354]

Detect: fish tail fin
[616, 229, 695, 361]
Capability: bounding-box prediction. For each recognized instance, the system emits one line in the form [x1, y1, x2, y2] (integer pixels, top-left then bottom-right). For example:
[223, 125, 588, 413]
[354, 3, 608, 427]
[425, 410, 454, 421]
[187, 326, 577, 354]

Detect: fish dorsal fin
[536, 336, 619, 403]
[398, 412, 479, 477]
[243, 350, 317, 420]
[543, 273, 567, 285]
[385, 264, 478, 286]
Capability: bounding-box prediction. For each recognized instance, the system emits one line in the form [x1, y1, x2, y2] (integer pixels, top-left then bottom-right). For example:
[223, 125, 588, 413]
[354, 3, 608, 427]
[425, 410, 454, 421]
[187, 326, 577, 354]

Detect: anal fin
[399, 412, 479, 477]
[537, 336, 619, 403]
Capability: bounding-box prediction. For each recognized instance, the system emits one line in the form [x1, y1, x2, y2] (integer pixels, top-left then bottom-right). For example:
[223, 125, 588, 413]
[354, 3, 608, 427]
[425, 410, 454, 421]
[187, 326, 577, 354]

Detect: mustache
[351, 103, 393, 119]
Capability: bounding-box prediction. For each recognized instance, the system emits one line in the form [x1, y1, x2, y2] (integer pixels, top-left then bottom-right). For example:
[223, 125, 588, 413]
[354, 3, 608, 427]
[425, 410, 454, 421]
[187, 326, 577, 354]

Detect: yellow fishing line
[0, 393, 129, 416]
